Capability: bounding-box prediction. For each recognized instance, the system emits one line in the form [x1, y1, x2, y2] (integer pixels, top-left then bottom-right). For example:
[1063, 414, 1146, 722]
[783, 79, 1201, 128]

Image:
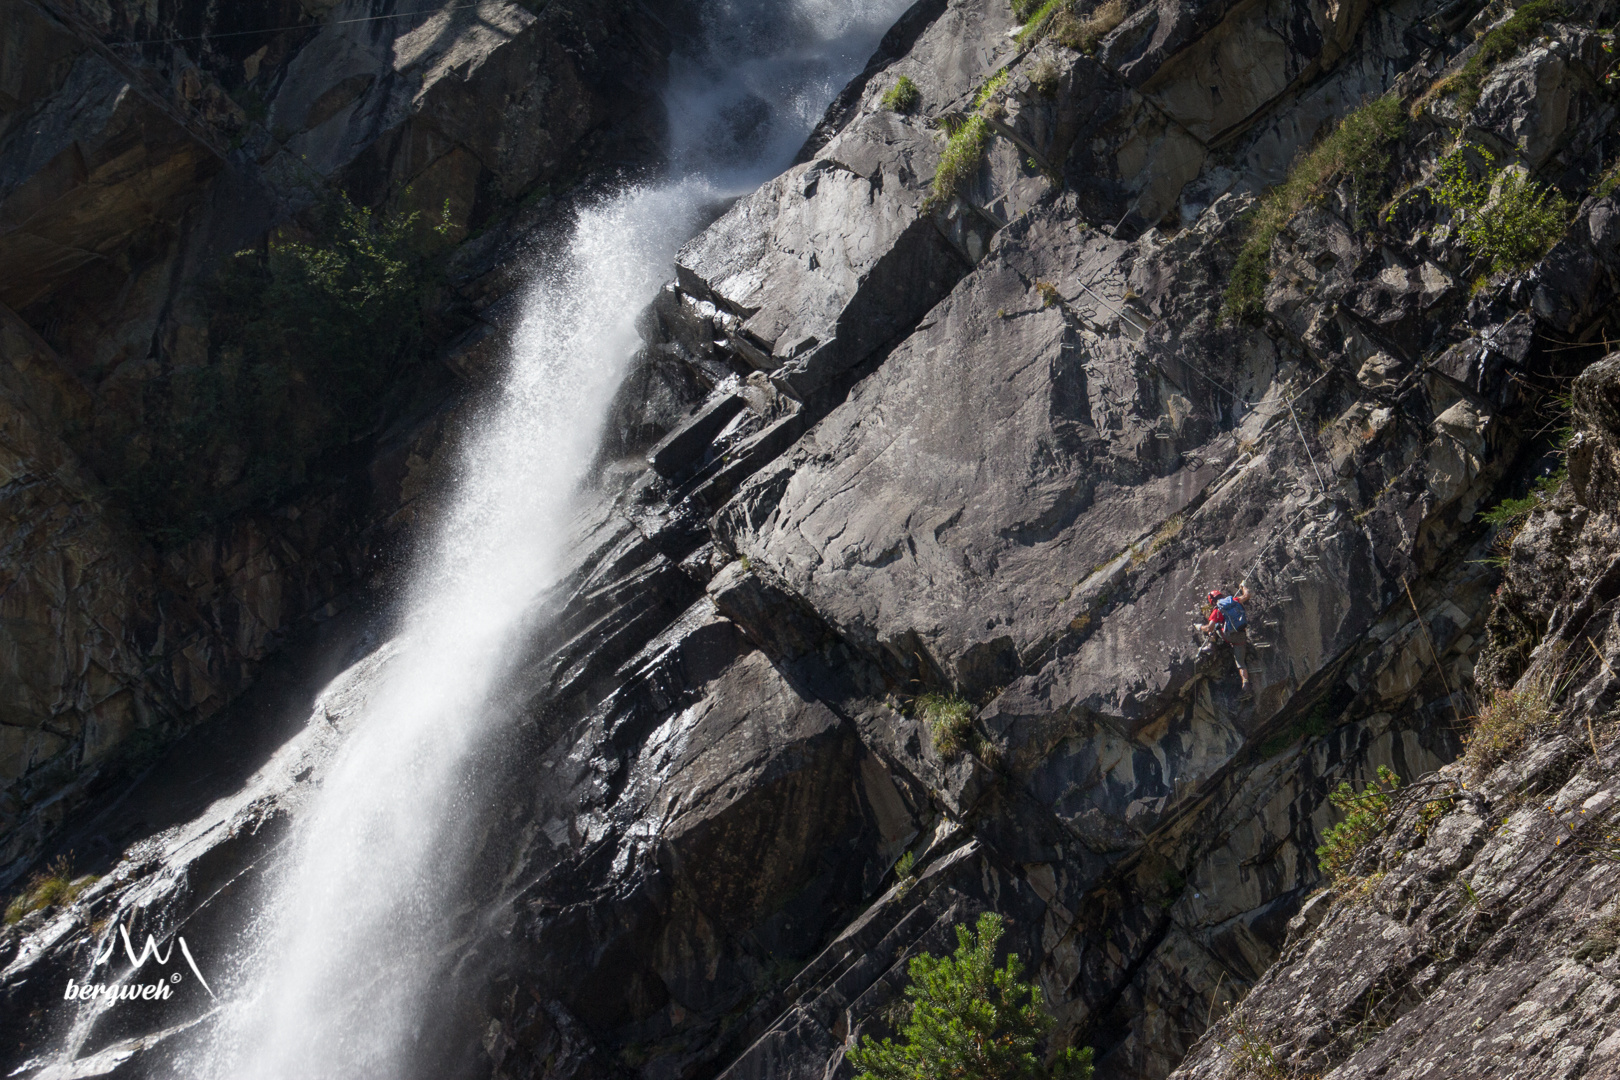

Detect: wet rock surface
[4, 0, 1620, 1079]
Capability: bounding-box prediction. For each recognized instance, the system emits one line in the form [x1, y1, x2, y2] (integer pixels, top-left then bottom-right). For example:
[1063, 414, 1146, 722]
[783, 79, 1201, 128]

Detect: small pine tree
[847, 912, 1095, 1080]
[1315, 765, 1400, 884]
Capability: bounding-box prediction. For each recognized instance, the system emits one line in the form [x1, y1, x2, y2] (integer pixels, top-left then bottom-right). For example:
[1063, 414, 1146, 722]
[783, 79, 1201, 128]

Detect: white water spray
[180, 2, 910, 1077]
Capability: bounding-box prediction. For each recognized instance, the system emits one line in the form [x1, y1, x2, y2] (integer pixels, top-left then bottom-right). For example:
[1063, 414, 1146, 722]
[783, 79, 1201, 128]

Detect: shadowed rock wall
[0, 0, 678, 876]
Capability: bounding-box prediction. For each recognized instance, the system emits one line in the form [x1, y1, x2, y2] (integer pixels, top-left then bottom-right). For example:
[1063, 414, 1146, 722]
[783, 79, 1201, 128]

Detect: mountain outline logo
[62, 922, 215, 1004]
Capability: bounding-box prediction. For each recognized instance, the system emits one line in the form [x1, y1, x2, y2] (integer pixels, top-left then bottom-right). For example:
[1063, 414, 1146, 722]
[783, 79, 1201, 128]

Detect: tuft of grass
[3, 856, 97, 925]
[1222, 95, 1406, 323]
[1316, 766, 1400, 887]
[1425, 145, 1571, 275]
[1413, 1, 1564, 116]
[1015, 0, 1069, 45]
[1131, 513, 1184, 566]
[1036, 279, 1062, 307]
[1223, 1018, 1288, 1080]
[1464, 666, 1563, 778]
[971, 70, 1011, 113]
[917, 691, 975, 757]
[1597, 159, 1620, 199]
[926, 115, 993, 210]
[1029, 57, 1060, 97]
[1051, 0, 1126, 53]
[882, 75, 922, 114]
[1575, 910, 1620, 962]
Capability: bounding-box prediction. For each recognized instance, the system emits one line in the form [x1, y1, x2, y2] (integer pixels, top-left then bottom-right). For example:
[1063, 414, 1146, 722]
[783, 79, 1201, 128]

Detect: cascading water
[177, 2, 910, 1076]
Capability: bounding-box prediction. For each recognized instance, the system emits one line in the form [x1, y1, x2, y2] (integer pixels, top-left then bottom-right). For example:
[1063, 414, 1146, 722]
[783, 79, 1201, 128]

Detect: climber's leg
[1227, 629, 1252, 693]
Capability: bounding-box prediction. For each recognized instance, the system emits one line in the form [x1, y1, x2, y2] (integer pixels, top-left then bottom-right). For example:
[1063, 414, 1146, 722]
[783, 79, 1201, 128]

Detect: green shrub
[88, 193, 443, 545]
[1316, 766, 1400, 886]
[927, 115, 993, 210]
[883, 75, 922, 113]
[847, 911, 1095, 1080]
[894, 850, 919, 896]
[1480, 468, 1565, 529]
[1415, 1, 1563, 115]
[1428, 145, 1571, 274]
[4, 856, 96, 925]
[1222, 95, 1406, 323]
[917, 691, 975, 756]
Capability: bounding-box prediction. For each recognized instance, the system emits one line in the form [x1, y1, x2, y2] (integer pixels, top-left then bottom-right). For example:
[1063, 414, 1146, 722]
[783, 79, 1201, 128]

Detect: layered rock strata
[4, 0, 1620, 1078]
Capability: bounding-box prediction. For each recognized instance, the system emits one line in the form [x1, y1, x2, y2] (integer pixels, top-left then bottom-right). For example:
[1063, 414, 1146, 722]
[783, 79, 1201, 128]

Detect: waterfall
[176, 2, 910, 1076]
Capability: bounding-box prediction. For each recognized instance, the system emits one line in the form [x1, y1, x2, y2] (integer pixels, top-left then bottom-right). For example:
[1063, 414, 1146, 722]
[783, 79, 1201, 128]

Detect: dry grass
[1132, 513, 1185, 566]
[1597, 158, 1620, 199]
[1463, 664, 1564, 779]
[1050, 0, 1126, 53]
[1029, 56, 1060, 97]
[1218, 1016, 1288, 1079]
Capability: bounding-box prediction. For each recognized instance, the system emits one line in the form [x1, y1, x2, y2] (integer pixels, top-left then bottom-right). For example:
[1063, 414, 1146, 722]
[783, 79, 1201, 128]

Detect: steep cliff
[1168, 354, 1620, 1080]
[2, 0, 1618, 1078]
[0, 0, 677, 875]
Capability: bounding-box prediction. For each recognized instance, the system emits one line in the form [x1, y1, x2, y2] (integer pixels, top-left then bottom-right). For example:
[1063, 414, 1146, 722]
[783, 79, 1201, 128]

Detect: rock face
[4, 0, 1620, 1079]
[0, 0, 678, 875]
[1168, 355, 1620, 1080]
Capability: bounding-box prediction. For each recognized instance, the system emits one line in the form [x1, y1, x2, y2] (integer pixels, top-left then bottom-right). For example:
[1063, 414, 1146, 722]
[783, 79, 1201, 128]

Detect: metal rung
[1302, 555, 1320, 562]
[1155, 433, 1172, 440]
[1255, 642, 1273, 649]
[1291, 575, 1308, 582]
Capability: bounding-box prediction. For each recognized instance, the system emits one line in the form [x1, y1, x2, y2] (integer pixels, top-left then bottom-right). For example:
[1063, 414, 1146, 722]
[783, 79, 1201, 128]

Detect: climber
[1192, 583, 1254, 696]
